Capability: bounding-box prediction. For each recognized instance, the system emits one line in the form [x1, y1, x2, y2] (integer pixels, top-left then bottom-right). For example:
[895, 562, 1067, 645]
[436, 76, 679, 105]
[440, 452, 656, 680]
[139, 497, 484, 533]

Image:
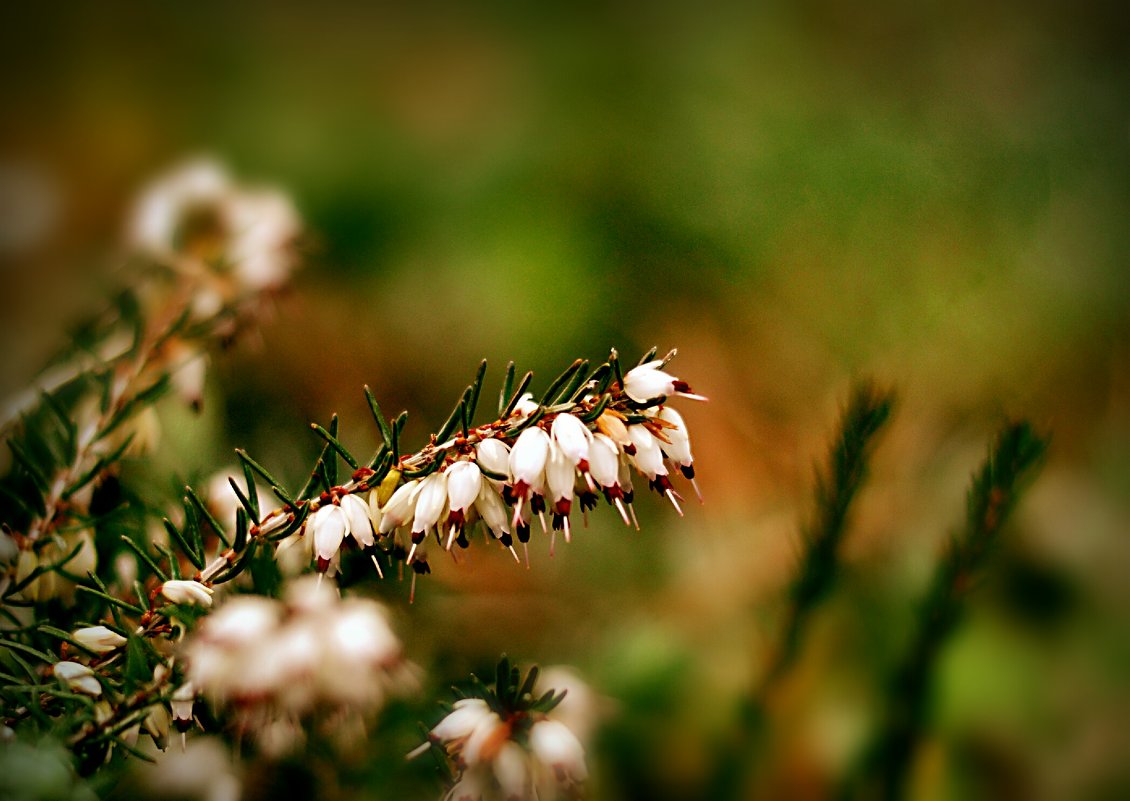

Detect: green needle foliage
[709, 381, 895, 801]
[771, 382, 896, 690]
[845, 421, 1048, 801]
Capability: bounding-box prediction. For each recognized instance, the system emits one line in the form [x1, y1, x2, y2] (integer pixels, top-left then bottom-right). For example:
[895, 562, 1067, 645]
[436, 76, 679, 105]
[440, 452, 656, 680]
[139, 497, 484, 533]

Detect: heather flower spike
[159, 347, 702, 604]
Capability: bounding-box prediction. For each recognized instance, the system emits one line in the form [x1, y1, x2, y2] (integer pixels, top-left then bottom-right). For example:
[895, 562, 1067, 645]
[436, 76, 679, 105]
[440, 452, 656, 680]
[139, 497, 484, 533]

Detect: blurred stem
[843, 421, 1047, 801]
[708, 382, 894, 801]
[24, 290, 192, 545]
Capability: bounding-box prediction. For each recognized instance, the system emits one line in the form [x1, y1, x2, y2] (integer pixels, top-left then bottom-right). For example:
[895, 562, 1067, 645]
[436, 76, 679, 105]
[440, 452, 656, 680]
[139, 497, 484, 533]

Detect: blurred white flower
[127, 157, 301, 307]
[182, 576, 409, 753]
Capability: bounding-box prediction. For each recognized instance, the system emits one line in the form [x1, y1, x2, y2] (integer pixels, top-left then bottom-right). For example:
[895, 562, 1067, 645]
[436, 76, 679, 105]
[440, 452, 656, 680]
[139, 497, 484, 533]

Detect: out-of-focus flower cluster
[128, 157, 301, 320]
[411, 661, 597, 801]
[181, 576, 413, 755]
[276, 356, 704, 588]
[1, 157, 303, 620]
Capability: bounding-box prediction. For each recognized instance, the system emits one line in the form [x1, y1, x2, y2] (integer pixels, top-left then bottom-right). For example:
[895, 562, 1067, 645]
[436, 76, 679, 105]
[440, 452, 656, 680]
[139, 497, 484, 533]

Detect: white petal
[474, 484, 510, 535]
[627, 425, 665, 479]
[529, 719, 587, 780]
[379, 479, 421, 534]
[545, 442, 575, 503]
[161, 580, 214, 607]
[551, 413, 592, 467]
[475, 438, 511, 480]
[341, 494, 375, 547]
[588, 434, 621, 489]
[445, 461, 482, 513]
[312, 504, 348, 562]
[509, 427, 550, 488]
[72, 625, 127, 654]
[622, 362, 675, 403]
[412, 471, 448, 535]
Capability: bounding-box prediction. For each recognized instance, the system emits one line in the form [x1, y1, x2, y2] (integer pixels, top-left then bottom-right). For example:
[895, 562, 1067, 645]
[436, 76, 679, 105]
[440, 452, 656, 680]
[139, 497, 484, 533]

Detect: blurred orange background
[1, 3, 1127, 798]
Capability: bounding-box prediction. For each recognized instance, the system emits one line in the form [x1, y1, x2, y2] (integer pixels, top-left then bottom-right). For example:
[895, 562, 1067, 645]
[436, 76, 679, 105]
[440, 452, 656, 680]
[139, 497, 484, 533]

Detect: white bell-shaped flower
[311, 504, 348, 572]
[378, 479, 421, 535]
[340, 493, 375, 548]
[550, 412, 592, 468]
[53, 661, 102, 697]
[622, 359, 707, 403]
[529, 719, 588, 782]
[475, 438, 511, 489]
[509, 427, 550, 495]
[445, 461, 482, 523]
[626, 425, 666, 480]
[161, 580, 214, 607]
[72, 625, 127, 654]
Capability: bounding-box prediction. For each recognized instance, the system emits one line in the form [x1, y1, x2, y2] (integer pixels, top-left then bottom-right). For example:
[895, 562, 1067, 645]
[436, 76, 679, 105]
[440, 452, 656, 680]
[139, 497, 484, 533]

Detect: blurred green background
[1, 2, 1127, 799]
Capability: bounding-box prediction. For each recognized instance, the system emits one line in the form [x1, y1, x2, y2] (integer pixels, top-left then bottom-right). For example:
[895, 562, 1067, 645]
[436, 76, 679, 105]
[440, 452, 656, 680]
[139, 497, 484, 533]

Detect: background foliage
[1, 2, 1126, 799]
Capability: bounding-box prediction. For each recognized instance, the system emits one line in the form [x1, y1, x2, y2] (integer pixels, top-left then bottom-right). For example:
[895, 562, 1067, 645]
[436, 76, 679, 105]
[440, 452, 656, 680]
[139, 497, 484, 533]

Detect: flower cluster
[128, 157, 301, 317]
[282, 355, 705, 586]
[410, 659, 591, 801]
[181, 576, 411, 755]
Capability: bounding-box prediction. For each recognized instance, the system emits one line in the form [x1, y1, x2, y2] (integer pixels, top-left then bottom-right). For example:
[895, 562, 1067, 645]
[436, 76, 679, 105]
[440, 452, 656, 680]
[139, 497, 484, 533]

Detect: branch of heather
[844, 421, 1047, 801]
[708, 381, 894, 801]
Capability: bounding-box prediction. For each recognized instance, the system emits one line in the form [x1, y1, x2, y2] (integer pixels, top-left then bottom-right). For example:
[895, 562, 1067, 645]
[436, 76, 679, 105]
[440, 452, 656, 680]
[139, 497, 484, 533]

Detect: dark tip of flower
[552, 513, 568, 531]
[531, 494, 546, 514]
[411, 530, 426, 544]
[649, 475, 673, 494]
[579, 493, 599, 512]
[448, 509, 466, 528]
[456, 531, 470, 549]
[499, 532, 514, 547]
[517, 523, 531, 543]
[173, 718, 194, 733]
[624, 444, 637, 456]
[672, 380, 692, 394]
[553, 498, 572, 516]
[502, 485, 516, 504]
[680, 464, 695, 480]
[411, 559, 431, 575]
[316, 556, 330, 573]
[623, 489, 635, 503]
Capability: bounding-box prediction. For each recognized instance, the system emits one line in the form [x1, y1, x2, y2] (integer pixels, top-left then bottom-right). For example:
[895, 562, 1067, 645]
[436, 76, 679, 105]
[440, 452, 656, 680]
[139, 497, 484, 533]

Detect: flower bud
[161, 579, 214, 607]
[53, 661, 102, 696]
[476, 438, 512, 490]
[72, 625, 127, 654]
